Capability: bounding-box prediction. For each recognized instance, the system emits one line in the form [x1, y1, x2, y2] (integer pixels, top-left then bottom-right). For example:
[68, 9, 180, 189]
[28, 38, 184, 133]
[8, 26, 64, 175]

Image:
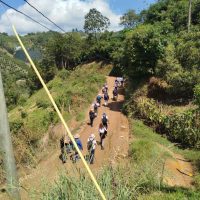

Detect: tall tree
[120, 9, 139, 29]
[84, 8, 110, 38]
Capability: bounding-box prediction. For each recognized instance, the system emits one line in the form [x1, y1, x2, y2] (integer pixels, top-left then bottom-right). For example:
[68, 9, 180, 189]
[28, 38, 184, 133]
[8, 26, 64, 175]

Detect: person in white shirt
[98, 123, 107, 150]
[87, 134, 97, 164]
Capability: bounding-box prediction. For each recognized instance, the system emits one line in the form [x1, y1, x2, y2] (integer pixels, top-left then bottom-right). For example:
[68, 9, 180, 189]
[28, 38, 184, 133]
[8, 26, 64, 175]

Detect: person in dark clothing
[89, 109, 95, 127]
[113, 88, 118, 100]
[93, 102, 98, 115]
[104, 92, 109, 106]
[102, 113, 109, 129]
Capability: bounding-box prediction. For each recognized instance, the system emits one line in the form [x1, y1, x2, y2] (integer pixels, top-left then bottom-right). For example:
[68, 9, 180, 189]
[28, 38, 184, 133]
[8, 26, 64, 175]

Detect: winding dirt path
[0, 76, 194, 200]
[17, 76, 129, 199]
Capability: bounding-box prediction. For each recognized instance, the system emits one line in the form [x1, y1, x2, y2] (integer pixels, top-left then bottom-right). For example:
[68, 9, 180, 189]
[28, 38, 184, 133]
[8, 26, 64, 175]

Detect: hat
[74, 134, 80, 139]
[90, 134, 95, 139]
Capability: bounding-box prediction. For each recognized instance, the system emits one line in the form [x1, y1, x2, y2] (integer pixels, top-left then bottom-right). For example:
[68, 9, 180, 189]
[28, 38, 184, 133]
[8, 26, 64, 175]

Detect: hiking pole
[0, 70, 20, 200]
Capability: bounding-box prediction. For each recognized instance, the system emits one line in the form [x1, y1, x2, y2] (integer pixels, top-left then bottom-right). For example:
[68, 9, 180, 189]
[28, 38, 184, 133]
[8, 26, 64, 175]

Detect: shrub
[36, 99, 50, 109]
[148, 77, 169, 100]
[21, 110, 28, 119]
[194, 84, 200, 108]
[10, 120, 24, 134]
[131, 97, 200, 148]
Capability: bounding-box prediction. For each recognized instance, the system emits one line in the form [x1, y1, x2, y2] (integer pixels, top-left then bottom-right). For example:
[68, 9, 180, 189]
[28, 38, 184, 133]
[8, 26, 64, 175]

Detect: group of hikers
[60, 77, 124, 165]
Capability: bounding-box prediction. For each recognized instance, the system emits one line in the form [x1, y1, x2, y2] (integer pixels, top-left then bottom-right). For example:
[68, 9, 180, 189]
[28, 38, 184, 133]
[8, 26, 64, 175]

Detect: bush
[131, 97, 200, 148]
[10, 120, 24, 134]
[21, 110, 28, 119]
[194, 84, 200, 108]
[147, 77, 169, 100]
[36, 99, 50, 109]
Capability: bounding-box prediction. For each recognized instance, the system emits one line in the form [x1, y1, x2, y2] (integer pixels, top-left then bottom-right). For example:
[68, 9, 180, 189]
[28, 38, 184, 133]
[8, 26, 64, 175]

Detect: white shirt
[99, 127, 107, 134]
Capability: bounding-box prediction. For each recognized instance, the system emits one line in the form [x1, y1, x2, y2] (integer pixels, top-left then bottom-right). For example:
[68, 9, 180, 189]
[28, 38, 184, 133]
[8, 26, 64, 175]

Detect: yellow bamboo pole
[12, 25, 106, 200]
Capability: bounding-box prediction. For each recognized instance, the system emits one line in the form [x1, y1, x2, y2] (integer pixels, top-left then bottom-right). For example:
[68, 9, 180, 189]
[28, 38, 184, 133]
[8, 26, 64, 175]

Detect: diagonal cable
[0, 0, 51, 31]
[24, 0, 66, 33]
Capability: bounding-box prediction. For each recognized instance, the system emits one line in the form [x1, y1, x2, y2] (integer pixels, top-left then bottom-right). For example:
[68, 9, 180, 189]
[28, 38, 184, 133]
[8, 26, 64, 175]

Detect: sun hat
[74, 134, 80, 139]
[90, 134, 95, 139]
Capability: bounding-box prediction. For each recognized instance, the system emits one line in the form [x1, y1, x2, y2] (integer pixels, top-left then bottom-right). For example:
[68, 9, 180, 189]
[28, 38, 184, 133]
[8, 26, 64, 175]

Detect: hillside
[0, 48, 31, 110]
[0, 0, 200, 199]
[7, 62, 111, 168]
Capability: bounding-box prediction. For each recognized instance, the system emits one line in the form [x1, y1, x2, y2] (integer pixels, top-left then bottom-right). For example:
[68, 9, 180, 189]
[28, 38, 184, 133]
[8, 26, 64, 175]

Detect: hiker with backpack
[96, 94, 102, 106]
[89, 109, 95, 127]
[113, 87, 118, 101]
[104, 92, 109, 106]
[98, 123, 107, 150]
[102, 86, 106, 94]
[87, 134, 97, 164]
[60, 135, 72, 163]
[71, 134, 83, 163]
[104, 83, 108, 93]
[102, 113, 109, 129]
[93, 101, 99, 116]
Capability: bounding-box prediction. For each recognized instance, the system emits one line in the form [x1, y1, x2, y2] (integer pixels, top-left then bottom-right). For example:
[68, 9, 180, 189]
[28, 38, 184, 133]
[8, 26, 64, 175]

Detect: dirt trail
[15, 76, 129, 199]
[0, 76, 194, 199]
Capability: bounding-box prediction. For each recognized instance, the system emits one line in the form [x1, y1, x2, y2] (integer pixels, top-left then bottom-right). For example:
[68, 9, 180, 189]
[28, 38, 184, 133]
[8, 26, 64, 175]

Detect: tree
[84, 8, 110, 38]
[120, 9, 139, 29]
[44, 32, 82, 70]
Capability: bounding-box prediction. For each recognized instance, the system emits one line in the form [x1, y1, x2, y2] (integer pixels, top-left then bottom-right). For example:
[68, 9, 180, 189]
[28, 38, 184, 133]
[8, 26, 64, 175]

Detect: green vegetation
[0, 49, 31, 110]
[39, 120, 200, 200]
[1, 0, 200, 198]
[8, 62, 110, 166]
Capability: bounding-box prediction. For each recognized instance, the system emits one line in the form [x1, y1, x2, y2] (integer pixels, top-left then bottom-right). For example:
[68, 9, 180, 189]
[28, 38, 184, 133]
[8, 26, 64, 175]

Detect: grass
[38, 119, 200, 200]
[7, 62, 112, 166]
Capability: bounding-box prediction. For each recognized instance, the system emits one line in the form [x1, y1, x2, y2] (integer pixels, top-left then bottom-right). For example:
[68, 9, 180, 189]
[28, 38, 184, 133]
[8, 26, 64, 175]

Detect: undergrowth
[7, 62, 111, 167]
[38, 119, 200, 200]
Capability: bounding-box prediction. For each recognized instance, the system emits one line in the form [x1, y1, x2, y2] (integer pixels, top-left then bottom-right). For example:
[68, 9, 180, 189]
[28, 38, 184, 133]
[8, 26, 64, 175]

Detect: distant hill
[0, 48, 31, 110]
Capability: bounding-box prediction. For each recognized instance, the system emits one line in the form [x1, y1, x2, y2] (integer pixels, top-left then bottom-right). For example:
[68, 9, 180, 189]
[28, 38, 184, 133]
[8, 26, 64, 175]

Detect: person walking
[102, 113, 109, 129]
[93, 101, 99, 116]
[72, 134, 83, 163]
[113, 87, 118, 101]
[87, 134, 97, 164]
[96, 94, 102, 106]
[99, 123, 107, 150]
[89, 109, 95, 127]
[104, 92, 109, 106]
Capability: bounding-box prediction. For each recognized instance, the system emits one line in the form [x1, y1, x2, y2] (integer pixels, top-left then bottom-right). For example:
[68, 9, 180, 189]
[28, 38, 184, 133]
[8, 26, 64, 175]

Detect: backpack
[87, 140, 93, 151]
[94, 103, 98, 110]
[102, 116, 107, 124]
[104, 93, 109, 100]
[113, 89, 117, 96]
[89, 111, 95, 119]
[97, 95, 101, 101]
